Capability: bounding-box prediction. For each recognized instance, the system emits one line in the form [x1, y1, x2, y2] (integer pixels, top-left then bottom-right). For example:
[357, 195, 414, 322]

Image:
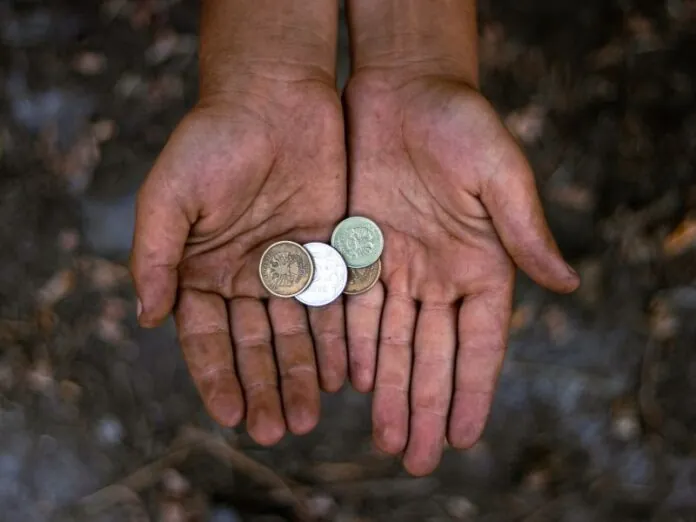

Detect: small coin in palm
[331, 216, 384, 268]
[295, 242, 348, 307]
[344, 259, 381, 295]
[259, 241, 314, 298]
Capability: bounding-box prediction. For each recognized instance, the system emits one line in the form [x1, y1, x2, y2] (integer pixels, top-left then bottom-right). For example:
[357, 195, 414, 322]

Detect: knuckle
[280, 364, 315, 381]
[413, 394, 450, 418]
[244, 379, 278, 399]
[234, 334, 272, 351]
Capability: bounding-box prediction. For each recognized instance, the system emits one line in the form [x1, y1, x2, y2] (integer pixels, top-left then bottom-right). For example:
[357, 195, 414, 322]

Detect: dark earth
[1, 0, 696, 520]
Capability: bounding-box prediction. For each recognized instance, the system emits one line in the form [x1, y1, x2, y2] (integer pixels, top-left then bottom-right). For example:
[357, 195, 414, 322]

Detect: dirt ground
[1, 0, 696, 521]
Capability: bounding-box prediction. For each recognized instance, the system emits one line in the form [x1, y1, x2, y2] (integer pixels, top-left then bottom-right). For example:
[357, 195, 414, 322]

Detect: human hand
[343, 72, 579, 475]
[130, 77, 347, 445]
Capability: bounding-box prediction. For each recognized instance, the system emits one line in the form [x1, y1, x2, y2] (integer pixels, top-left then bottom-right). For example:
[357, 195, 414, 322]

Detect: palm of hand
[345, 77, 579, 475]
[132, 83, 347, 445]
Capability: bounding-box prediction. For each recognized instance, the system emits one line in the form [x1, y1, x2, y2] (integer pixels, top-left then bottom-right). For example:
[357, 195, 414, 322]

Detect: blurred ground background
[1, 0, 696, 520]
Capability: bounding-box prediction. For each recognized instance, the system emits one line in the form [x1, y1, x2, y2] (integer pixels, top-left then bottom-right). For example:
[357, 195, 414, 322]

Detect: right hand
[130, 78, 347, 445]
[343, 72, 579, 475]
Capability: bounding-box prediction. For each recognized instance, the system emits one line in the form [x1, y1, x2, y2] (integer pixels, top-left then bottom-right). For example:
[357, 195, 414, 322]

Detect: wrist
[200, 0, 339, 98]
[347, 0, 479, 88]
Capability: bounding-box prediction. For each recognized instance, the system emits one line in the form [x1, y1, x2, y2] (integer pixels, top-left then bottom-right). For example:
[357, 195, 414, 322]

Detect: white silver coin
[295, 242, 348, 307]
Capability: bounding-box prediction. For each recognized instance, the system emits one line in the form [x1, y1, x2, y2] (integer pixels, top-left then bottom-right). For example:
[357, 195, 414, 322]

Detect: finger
[481, 144, 579, 294]
[175, 289, 244, 427]
[346, 282, 384, 392]
[267, 298, 320, 435]
[229, 297, 285, 446]
[372, 293, 416, 455]
[403, 303, 456, 476]
[131, 173, 190, 327]
[448, 285, 513, 449]
[308, 298, 347, 393]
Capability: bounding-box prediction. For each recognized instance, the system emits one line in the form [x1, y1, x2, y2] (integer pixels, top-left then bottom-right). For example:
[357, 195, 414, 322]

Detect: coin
[344, 259, 381, 295]
[331, 216, 384, 268]
[295, 242, 348, 307]
[259, 241, 314, 298]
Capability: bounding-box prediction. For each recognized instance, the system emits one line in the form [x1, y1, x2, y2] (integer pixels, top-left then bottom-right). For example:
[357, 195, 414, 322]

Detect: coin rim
[330, 216, 385, 268]
[258, 240, 315, 298]
[295, 242, 348, 307]
[344, 259, 382, 295]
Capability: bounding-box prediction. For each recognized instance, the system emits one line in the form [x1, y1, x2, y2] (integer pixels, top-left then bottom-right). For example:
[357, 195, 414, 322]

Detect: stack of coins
[258, 216, 384, 307]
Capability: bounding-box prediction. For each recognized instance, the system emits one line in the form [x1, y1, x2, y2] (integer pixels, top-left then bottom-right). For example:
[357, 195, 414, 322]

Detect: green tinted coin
[331, 216, 384, 268]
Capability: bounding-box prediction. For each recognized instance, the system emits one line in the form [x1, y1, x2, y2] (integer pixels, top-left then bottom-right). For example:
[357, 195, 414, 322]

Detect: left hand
[343, 72, 579, 475]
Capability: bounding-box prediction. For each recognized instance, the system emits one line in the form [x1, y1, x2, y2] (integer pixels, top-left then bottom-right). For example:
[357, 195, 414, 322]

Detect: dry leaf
[663, 217, 696, 257]
[84, 258, 130, 291]
[546, 184, 595, 212]
[510, 303, 535, 333]
[37, 269, 76, 307]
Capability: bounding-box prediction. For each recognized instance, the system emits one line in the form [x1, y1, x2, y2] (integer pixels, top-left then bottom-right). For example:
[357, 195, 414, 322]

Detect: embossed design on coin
[344, 259, 381, 295]
[331, 216, 384, 268]
[295, 242, 348, 307]
[259, 241, 314, 298]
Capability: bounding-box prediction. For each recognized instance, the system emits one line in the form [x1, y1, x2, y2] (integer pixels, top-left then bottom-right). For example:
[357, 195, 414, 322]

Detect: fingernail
[566, 263, 578, 278]
[136, 298, 143, 319]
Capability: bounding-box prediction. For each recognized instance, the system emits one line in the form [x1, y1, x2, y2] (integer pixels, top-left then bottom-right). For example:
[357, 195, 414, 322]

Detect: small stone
[115, 72, 145, 98]
[92, 119, 117, 143]
[59, 379, 82, 403]
[161, 468, 191, 498]
[159, 500, 188, 522]
[505, 104, 546, 144]
[96, 415, 124, 446]
[541, 304, 572, 345]
[649, 298, 678, 341]
[306, 493, 336, 518]
[72, 51, 107, 75]
[611, 397, 641, 441]
[26, 359, 54, 392]
[207, 507, 245, 522]
[146, 30, 180, 64]
[60, 131, 101, 195]
[445, 496, 478, 520]
[58, 229, 81, 252]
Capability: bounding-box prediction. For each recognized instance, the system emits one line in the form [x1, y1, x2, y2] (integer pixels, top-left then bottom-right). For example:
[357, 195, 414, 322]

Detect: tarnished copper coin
[344, 259, 381, 295]
[259, 241, 314, 298]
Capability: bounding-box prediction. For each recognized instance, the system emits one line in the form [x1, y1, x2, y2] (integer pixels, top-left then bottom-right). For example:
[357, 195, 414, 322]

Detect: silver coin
[295, 242, 348, 307]
[331, 216, 384, 268]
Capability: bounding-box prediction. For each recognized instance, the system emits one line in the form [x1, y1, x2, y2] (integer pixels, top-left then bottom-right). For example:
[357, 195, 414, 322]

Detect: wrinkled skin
[344, 73, 579, 476]
[130, 80, 347, 445]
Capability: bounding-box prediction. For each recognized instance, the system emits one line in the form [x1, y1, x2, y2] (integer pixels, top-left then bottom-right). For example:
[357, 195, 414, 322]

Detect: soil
[1, 0, 696, 521]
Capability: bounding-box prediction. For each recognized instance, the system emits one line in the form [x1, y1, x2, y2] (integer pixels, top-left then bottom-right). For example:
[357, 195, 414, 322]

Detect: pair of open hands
[130, 71, 579, 476]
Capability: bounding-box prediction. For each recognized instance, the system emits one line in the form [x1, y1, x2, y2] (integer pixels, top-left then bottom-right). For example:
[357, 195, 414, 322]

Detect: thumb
[481, 144, 579, 294]
[130, 173, 190, 327]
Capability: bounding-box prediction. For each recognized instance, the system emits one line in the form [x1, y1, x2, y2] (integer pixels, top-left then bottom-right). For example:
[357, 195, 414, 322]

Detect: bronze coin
[344, 259, 381, 295]
[259, 241, 314, 297]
